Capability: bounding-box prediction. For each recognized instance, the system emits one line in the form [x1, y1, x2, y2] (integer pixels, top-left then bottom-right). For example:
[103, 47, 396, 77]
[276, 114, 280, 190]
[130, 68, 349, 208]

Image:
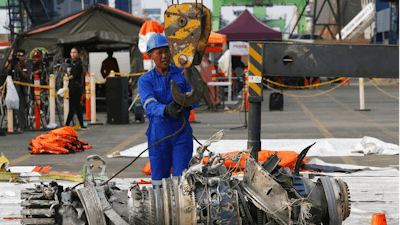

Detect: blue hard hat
[146, 33, 169, 53]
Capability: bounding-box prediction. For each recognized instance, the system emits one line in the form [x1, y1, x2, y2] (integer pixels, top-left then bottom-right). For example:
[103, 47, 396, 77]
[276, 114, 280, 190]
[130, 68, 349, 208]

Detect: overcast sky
[0, 0, 295, 36]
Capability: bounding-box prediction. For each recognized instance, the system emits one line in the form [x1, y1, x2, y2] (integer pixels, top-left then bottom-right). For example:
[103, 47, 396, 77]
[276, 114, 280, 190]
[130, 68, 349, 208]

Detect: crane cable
[91, 1, 211, 186]
[99, 94, 207, 186]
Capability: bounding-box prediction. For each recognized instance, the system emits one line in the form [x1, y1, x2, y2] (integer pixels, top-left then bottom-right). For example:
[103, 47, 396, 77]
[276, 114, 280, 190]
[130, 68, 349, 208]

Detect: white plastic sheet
[5, 77, 19, 110]
[108, 136, 399, 158]
[217, 50, 231, 75]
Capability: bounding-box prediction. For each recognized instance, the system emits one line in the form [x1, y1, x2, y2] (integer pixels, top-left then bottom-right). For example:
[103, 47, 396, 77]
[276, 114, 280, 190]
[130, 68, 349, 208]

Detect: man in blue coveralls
[138, 33, 199, 188]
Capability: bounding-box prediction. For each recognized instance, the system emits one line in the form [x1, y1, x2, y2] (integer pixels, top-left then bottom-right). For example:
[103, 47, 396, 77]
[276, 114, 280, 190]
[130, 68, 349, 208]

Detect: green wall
[265, 19, 286, 37]
[212, 0, 307, 33]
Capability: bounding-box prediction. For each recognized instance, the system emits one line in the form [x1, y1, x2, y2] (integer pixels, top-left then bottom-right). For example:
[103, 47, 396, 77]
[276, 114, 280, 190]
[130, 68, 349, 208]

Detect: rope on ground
[264, 77, 346, 88]
[114, 71, 147, 76]
[94, 76, 107, 84]
[94, 71, 149, 84]
[368, 78, 399, 100]
[225, 97, 244, 113]
[0, 79, 6, 91]
[264, 78, 349, 98]
[56, 94, 64, 107]
[13, 81, 50, 89]
[372, 78, 399, 86]
[0, 81, 6, 107]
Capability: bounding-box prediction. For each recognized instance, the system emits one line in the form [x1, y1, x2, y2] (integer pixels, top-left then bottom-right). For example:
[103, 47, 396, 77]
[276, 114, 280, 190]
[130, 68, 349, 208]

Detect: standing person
[6, 49, 33, 131]
[101, 50, 120, 78]
[79, 48, 89, 74]
[65, 47, 87, 130]
[31, 50, 45, 84]
[138, 34, 199, 188]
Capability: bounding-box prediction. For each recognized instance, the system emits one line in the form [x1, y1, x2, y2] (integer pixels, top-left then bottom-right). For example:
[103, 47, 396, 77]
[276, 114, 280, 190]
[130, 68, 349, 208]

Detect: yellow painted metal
[249, 46, 262, 65]
[164, 4, 192, 28]
[173, 45, 195, 67]
[248, 62, 261, 76]
[249, 82, 261, 96]
[164, 3, 211, 68]
[40, 174, 83, 182]
[248, 43, 263, 97]
[169, 20, 201, 39]
[0, 153, 10, 172]
[0, 172, 22, 182]
[189, 3, 211, 59]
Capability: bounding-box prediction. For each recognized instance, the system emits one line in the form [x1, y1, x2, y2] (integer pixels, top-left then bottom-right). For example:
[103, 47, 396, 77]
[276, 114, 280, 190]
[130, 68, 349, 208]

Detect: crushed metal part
[20, 131, 350, 225]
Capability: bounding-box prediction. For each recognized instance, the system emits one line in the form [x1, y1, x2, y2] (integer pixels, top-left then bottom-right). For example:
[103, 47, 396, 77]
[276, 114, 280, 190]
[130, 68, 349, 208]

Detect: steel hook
[171, 66, 204, 107]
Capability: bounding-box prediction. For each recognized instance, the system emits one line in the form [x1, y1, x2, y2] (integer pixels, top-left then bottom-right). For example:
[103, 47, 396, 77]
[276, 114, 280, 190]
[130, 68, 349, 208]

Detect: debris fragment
[0, 153, 10, 172]
[133, 179, 152, 184]
[142, 150, 308, 175]
[39, 173, 83, 182]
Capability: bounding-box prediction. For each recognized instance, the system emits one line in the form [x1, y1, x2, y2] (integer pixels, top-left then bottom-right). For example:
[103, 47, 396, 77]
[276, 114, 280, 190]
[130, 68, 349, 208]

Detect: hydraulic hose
[99, 93, 205, 186]
[100, 115, 187, 186]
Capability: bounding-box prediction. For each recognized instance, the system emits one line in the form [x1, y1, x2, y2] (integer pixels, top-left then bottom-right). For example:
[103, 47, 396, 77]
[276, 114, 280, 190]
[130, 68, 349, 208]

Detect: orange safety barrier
[141, 150, 308, 175]
[85, 72, 91, 119]
[203, 150, 308, 170]
[371, 213, 387, 225]
[34, 75, 41, 129]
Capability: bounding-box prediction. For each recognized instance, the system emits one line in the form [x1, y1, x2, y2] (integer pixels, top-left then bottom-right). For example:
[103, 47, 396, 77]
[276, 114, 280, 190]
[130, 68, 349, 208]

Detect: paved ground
[0, 79, 398, 179]
[1, 78, 400, 224]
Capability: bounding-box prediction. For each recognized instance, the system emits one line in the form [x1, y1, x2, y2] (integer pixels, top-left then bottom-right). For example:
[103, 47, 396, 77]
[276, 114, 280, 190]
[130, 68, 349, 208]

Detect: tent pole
[227, 52, 232, 103]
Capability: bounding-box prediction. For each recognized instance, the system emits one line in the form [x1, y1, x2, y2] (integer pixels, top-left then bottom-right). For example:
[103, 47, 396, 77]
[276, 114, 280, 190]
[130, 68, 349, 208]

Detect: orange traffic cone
[341, 77, 350, 85]
[244, 75, 248, 111]
[211, 65, 217, 82]
[371, 213, 387, 225]
[189, 109, 199, 123]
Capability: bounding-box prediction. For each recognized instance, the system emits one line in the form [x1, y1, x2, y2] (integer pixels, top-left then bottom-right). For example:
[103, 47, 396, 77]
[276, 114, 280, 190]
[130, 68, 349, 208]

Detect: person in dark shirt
[31, 50, 51, 85]
[65, 47, 86, 130]
[101, 50, 120, 78]
[6, 49, 33, 131]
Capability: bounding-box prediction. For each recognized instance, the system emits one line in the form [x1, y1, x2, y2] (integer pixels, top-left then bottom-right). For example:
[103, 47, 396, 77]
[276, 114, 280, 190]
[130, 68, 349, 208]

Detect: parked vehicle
[289, 33, 326, 39]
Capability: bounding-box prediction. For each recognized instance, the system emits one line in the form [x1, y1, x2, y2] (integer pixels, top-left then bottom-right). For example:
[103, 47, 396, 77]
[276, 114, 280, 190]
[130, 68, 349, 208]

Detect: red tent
[217, 9, 282, 41]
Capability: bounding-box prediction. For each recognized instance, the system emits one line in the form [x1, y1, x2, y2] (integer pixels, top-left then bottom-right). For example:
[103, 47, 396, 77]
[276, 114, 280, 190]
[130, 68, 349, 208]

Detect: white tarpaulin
[108, 136, 399, 158]
[217, 50, 236, 103]
[217, 50, 231, 75]
[5, 76, 19, 110]
[229, 41, 248, 56]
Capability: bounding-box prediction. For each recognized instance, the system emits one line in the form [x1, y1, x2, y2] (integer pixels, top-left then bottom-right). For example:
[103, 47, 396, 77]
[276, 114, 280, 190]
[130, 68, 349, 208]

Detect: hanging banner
[229, 41, 248, 56]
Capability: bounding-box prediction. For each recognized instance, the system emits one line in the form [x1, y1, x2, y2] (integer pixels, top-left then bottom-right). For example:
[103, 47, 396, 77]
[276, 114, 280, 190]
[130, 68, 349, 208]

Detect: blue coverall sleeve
[138, 75, 167, 118]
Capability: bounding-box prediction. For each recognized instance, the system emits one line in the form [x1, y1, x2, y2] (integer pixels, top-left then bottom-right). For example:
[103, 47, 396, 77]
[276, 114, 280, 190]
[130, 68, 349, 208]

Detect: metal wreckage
[20, 130, 351, 225]
[19, 1, 358, 224]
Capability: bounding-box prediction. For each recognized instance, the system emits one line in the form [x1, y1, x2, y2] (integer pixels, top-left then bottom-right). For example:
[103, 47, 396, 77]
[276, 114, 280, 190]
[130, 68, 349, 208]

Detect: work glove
[176, 104, 192, 111]
[164, 102, 182, 118]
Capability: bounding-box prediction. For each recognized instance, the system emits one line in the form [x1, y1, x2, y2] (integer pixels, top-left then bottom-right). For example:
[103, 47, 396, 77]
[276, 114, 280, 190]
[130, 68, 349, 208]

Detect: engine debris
[20, 131, 350, 225]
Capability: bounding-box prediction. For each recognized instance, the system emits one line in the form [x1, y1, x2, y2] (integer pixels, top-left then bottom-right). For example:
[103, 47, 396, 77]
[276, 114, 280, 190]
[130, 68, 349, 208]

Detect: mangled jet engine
[21, 131, 350, 225]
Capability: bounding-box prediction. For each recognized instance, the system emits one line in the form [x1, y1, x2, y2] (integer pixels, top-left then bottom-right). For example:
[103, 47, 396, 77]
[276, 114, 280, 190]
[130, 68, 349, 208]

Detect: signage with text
[229, 41, 248, 56]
